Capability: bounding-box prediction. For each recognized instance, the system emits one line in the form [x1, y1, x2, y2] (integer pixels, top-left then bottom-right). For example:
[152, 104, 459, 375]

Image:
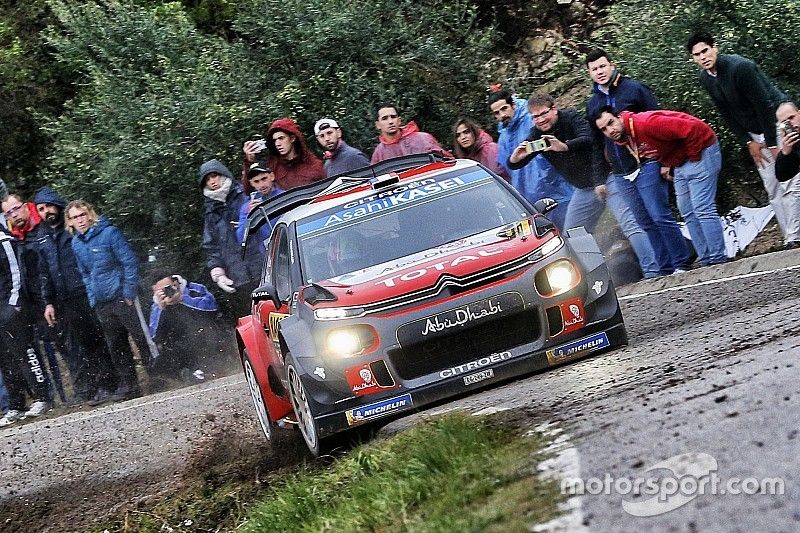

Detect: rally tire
[242, 350, 280, 444]
[286, 355, 323, 456]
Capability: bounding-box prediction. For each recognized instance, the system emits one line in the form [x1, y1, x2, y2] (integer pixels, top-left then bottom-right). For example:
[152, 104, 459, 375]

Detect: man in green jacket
[688, 31, 800, 249]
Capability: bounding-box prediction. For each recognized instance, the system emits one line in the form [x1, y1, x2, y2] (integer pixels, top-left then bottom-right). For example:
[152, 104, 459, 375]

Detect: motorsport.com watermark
[560, 453, 785, 517]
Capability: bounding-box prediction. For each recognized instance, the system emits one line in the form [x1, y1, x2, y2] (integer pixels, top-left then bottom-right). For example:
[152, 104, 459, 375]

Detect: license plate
[464, 368, 494, 385]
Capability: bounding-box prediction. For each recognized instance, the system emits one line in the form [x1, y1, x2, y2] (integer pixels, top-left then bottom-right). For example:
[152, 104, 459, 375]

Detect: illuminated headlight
[535, 259, 580, 296]
[325, 327, 376, 357]
[314, 307, 366, 320]
[528, 236, 563, 262]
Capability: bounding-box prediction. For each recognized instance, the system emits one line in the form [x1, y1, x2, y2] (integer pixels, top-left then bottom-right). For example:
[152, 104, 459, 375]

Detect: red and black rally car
[237, 154, 627, 455]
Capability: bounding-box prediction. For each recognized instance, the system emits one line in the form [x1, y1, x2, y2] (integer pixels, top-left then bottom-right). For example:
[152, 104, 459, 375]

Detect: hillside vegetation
[0, 0, 796, 275]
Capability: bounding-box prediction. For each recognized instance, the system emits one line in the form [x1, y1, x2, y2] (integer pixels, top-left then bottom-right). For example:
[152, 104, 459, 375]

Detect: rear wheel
[286, 356, 322, 456]
[242, 350, 280, 444]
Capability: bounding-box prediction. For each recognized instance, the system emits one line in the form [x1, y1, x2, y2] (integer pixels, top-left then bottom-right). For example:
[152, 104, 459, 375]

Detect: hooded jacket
[496, 98, 573, 206]
[618, 110, 718, 168]
[71, 216, 139, 307]
[31, 187, 87, 304]
[198, 159, 233, 187]
[698, 54, 787, 147]
[454, 127, 509, 181]
[264, 118, 326, 191]
[202, 180, 262, 288]
[370, 121, 452, 164]
[586, 71, 660, 179]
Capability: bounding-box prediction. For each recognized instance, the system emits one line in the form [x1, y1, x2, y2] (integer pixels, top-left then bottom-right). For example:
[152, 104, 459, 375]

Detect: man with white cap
[314, 117, 370, 177]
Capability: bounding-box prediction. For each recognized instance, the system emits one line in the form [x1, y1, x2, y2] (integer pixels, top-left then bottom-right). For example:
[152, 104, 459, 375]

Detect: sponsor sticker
[546, 332, 609, 365]
[560, 298, 585, 335]
[464, 368, 494, 386]
[345, 393, 413, 425]
[398, 292, 524, 345]
[439, 350, 515, 378]
[344, 362, 396, 396]
[268, 312, 289, 339]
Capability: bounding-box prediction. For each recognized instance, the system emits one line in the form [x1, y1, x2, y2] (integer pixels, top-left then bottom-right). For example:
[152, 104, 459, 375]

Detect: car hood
[312, 220, 559, 307]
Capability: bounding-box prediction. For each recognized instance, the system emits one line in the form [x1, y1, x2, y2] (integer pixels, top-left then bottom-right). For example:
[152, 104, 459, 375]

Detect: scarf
[203, 177, 232, 203]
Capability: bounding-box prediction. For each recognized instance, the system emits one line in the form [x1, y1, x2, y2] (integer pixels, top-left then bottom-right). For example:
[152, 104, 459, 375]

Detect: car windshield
[295, 168, 529, 283]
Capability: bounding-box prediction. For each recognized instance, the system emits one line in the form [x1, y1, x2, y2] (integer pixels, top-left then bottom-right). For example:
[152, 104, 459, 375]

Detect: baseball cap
[314, 118, 340, 136]
[247, 160, 272, 179]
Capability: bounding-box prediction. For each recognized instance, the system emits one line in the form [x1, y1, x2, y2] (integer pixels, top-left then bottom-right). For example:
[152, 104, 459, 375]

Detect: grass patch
[242, 413, 563, 532]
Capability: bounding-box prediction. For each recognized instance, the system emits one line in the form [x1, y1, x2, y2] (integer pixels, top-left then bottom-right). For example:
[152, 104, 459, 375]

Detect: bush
[42, 0, 495, 278]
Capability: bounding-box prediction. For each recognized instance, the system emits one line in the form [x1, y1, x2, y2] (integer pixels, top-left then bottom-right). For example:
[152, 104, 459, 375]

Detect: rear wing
[241, 152, 452, 255]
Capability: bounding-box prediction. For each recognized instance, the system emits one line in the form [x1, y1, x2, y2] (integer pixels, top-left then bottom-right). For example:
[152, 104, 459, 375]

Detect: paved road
[1, 251, 799, 532]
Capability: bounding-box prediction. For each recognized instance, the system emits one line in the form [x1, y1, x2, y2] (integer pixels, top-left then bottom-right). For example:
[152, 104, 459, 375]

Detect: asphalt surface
[1, 250, 799, 532]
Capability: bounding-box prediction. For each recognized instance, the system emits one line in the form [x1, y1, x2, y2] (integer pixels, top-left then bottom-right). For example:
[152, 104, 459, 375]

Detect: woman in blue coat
[68, 200, 149, 401]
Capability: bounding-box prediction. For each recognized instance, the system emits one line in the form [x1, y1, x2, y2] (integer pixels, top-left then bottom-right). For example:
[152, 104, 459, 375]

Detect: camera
[162, 285, 177, 298]
[525, 138, 550, 154]
[780, 121, 799, 137]
[249, 135, 268, 156]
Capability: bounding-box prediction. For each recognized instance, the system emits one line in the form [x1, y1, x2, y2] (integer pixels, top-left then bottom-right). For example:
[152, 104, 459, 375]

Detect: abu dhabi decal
[297, 170, 492, 236]
[439, 350, 515, 379]
[344, 362, 397, 396]
[559, 298, 585, 335]
[546, 332, 609, 365]
[345, 393, 413, 425]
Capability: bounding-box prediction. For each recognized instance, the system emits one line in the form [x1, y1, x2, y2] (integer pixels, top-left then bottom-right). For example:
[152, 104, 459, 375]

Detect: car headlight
[527, 236, 563, 262]
[314, 306, 366, 320]
[325, 326, 377, 357]
[535, 259, 580, 297]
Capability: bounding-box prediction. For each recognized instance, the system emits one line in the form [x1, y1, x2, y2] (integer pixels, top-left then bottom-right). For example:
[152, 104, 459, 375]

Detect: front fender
[236, 314, 293, 422]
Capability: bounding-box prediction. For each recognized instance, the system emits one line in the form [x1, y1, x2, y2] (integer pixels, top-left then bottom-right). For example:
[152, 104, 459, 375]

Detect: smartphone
[525, 138, 550, 154]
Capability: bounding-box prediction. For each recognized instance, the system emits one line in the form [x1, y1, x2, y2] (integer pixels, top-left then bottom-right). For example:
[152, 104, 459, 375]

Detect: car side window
[272, 227, 291, 303]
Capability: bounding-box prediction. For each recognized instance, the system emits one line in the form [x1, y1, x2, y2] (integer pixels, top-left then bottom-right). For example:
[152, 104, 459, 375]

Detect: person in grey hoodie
[314, 118, 370, 177]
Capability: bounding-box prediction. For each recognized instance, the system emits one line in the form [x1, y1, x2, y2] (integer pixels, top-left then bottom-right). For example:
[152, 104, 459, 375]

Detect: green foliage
[243, 414, 561, 532]
[41, 0, 495, 276]
[43, 0, 270, 272]
[609, 0, 800, 207]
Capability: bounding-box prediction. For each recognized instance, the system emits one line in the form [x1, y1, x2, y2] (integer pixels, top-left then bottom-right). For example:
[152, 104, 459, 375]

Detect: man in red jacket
[370, 103, 451, 164]
[594, 106, 727, 266]
[242, 118, 325, 191]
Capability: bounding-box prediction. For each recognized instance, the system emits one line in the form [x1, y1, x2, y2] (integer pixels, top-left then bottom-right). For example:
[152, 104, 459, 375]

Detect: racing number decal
[268, 312, 289, 340]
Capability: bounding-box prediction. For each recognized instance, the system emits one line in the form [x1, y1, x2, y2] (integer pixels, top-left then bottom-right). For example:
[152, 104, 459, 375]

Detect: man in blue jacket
[69, 200, 149, 401]
[149, 272, 232, 384]
[585, 49, 692, 274]
[489, 89, 573, 230]
[33, 186, 117, 404]
[688, 32, 800, 250]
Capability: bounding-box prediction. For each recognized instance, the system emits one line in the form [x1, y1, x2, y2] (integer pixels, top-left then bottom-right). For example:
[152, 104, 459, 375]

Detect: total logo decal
[546, 332, 609, 365]
[439, 350, 516, 379]
[345, 393, 413, 425]
[376, 247, 508, 288]
[345, 362, 396, 396]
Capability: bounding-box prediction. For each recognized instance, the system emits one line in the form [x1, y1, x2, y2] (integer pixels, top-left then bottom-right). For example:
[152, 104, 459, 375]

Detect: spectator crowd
[1, 33, 798, 426]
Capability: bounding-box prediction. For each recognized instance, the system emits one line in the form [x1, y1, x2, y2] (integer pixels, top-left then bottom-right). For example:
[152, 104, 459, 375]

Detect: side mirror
[252, 282, 281, 309]
[533, 198, 558, 215]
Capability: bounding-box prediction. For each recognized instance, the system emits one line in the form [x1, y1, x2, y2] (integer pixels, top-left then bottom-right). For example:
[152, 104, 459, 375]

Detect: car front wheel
[242, 350, 278, 444]
[286, 356, 322, 456]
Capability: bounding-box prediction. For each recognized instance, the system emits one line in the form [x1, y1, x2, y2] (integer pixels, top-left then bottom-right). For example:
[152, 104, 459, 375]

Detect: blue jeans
[613, 161, 692, 272]
[0, 371, 9, 413]
[673, 142, 727, 266]
[564, 181, 660, 278]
